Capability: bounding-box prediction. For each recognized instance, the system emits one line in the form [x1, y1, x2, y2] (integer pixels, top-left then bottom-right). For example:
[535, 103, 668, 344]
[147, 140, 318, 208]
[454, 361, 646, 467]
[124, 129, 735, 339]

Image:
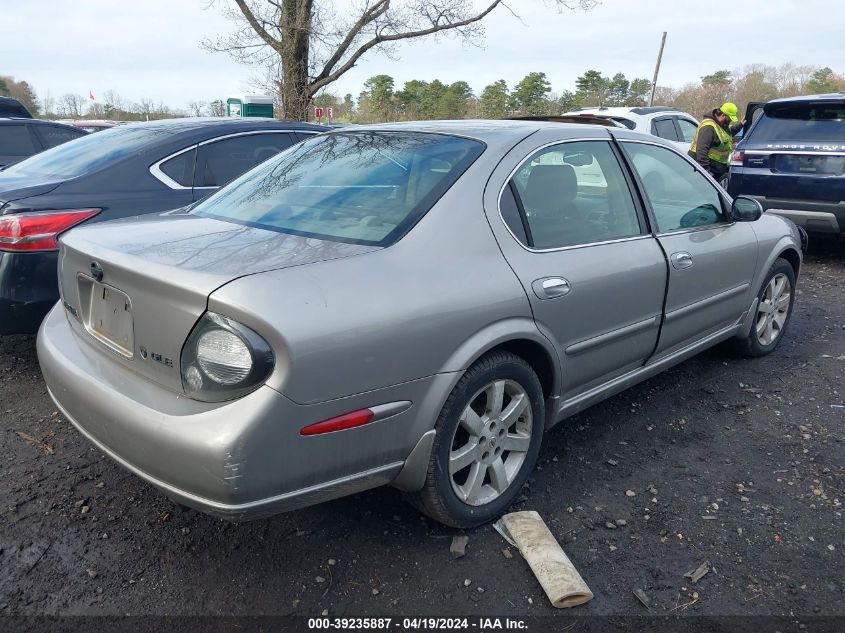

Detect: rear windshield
[3, 124, 172, 178]
[751, 103, 845, 142]
[610, 117, 636, 130]
[191, 131, 485, 246]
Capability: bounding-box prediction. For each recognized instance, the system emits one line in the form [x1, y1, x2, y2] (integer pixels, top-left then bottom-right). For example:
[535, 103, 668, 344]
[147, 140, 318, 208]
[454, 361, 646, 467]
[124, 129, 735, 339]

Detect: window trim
[616, 138, 733, 237]
[497, 137, 650, 253]
[149, 129, 317, 190]
[650, 116, 681, 142]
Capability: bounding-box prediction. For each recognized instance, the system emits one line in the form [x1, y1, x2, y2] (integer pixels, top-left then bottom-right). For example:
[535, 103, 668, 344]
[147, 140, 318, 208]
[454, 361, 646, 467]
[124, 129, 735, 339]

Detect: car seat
[520, 164, 580, 248]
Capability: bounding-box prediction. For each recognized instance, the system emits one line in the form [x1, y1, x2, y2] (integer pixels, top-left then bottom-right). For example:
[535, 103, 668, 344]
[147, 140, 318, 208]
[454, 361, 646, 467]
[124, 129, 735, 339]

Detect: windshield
[751, 103, 845, 142]
[191, 131, 485, 246]
[4, 124, 173, 178]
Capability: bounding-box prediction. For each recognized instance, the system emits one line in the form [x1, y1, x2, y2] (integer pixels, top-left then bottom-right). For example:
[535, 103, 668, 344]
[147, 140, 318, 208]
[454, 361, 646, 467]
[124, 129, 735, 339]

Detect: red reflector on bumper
[300, 409, 374, 436]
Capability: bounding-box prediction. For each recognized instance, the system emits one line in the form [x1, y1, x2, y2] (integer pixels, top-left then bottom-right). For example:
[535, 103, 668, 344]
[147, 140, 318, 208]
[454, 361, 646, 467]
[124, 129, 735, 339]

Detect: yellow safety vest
[689, 119, 733, 165]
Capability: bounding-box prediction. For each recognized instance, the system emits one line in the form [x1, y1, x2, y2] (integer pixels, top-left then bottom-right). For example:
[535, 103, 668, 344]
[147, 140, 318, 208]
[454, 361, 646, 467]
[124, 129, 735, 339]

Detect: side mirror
[732, 196, 763, 222]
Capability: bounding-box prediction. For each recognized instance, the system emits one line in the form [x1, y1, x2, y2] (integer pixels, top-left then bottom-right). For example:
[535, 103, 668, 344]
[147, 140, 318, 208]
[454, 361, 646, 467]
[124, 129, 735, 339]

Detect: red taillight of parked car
[0, 209, 100, 252]
[300, 409, 375, 436]
[729, 150, 745, 167]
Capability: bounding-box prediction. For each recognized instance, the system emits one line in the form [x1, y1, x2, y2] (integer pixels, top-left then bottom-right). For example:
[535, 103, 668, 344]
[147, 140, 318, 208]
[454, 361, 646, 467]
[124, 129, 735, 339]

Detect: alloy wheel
[755, 272, 791, 346]
[448, 379, 533, 507]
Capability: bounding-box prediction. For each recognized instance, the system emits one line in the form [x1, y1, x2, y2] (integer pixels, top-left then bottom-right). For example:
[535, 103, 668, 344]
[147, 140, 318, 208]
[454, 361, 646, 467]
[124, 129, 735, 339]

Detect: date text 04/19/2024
[306, 617, 529, 631]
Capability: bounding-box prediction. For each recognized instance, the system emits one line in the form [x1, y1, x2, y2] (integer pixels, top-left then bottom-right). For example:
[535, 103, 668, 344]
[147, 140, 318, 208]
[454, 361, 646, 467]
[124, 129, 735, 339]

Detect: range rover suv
[727, 93, 845, 235]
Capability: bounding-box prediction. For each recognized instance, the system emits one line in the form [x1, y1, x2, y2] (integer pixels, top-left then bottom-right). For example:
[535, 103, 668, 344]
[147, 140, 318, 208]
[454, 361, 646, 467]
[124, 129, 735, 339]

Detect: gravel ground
[1, 238, 843, 621]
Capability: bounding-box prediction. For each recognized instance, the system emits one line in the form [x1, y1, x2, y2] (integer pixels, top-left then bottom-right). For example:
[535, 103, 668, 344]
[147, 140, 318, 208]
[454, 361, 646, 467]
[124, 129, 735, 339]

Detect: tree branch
[310, 0, 503, 93]
[233, 0, 282, 52]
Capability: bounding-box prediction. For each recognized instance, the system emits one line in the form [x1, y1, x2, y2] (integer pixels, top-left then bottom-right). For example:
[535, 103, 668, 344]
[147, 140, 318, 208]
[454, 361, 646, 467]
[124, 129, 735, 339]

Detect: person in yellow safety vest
[688, 102, 746, 179]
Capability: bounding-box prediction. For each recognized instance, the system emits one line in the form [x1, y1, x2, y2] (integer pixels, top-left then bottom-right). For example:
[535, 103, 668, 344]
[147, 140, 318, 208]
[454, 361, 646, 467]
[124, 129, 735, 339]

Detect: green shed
[226, 95, 274, 118]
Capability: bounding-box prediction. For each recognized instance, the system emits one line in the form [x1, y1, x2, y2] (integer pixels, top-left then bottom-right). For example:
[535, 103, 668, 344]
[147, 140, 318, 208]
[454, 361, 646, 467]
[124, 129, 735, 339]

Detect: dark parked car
[0, 117, 327, 334]
[727, 93, 845, 235]
[0, 96, 32, 118]
[0, 118, 88, 168]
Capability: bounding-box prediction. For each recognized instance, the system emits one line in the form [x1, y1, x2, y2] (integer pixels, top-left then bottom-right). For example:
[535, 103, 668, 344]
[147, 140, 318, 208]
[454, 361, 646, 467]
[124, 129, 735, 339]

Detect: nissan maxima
[37, 121, 802, 527]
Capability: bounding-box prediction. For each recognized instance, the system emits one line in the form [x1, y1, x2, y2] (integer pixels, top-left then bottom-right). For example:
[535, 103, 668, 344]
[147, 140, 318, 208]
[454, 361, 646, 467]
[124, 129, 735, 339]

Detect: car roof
[321, 119, 677, 148]
[114, 117, 328, 133]
[508, 115, 624, 127]
[765, 92, 845, 105]
[567, 106, 681, 117]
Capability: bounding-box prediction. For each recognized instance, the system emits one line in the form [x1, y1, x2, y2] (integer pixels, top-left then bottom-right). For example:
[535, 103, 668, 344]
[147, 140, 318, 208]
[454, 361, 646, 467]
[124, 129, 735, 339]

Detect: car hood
[57, 212, 380, 392]
[0, 172, 63, 206]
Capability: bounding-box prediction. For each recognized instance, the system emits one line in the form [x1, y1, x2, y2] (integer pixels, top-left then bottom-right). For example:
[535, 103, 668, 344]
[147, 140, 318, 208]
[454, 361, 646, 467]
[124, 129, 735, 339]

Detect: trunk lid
[0, 173, 63, 206]
[58, 211, 379, 392]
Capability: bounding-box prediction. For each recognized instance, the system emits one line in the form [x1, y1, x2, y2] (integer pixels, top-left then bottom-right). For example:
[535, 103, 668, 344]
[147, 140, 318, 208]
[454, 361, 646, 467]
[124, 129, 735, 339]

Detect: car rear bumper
[37, 303, 440, 520]
[739, 196, 844, 234]
[0, 251, 60, 334]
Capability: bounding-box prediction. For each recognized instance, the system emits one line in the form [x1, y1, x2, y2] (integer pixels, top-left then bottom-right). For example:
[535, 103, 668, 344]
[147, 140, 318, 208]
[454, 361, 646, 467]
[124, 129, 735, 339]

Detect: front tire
[407, 350, 544, 528]
[736, 257, 795, 357]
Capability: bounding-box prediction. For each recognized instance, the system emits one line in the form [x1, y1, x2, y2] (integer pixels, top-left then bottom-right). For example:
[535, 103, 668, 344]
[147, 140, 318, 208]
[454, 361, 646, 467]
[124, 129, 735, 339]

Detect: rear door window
[0, 124, 38, 157]
[652, 118, 680, 141]
[32, 124, 86, 149]
[194, 133, 295, 187]
[506, 140, 643, 249]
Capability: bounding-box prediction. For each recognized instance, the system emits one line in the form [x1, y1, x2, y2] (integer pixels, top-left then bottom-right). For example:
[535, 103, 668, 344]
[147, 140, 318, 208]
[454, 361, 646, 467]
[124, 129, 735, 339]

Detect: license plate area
[77, 274, 134, 358]
[772, 154, 845, 175]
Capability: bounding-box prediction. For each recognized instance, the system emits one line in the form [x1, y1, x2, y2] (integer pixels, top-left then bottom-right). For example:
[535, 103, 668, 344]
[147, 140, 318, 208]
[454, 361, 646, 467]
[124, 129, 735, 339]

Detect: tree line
[1, 76, 229, 121]
[312, 64, 845, 123]
[4, 64, 844, 125]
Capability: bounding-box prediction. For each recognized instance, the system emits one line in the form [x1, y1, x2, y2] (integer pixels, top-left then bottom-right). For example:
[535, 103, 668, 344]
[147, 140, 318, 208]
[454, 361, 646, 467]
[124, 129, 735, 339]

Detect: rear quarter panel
[207, 160, 537, 406]
[749, 214, 803, 291]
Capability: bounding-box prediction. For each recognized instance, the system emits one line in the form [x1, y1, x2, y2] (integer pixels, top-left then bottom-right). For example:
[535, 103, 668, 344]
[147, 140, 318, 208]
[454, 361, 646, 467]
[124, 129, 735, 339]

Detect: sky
[2, 0, 843, 112]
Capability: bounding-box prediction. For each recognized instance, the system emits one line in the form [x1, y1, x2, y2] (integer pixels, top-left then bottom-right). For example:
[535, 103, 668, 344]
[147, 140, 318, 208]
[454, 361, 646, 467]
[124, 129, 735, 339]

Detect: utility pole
[649, 31, 667, 107]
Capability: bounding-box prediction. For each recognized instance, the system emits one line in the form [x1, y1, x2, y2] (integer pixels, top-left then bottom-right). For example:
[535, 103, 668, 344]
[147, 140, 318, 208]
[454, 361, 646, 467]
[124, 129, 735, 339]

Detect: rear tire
[735, 257, 795, 357]
[406, 350, 544, 528]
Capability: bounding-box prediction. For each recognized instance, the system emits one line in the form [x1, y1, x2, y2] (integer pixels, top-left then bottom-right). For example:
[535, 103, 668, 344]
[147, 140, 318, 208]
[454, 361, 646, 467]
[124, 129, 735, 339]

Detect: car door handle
[532, 277, 571, 299]
[670, 251, 694, 270]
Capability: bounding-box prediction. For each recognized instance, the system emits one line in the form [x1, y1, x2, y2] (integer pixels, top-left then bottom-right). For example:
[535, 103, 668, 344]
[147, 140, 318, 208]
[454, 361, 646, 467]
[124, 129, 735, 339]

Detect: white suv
[563, 106, 700, 152]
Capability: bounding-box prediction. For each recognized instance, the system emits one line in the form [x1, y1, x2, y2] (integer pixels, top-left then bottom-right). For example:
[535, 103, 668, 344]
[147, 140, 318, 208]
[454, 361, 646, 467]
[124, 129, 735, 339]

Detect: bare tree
[209, 99, 227, 116]
[41, 91, 56, 118]
[58, 93, 85, 118]
[204, 0, 596, 119]
[188, 100, 208, 117]
[102, 90, 126, 119]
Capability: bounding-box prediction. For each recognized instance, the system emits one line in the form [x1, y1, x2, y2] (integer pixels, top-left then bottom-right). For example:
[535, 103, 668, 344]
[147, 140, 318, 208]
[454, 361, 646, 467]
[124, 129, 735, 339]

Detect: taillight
[0, 209, 100, 252]
[729, 150, 745, 167]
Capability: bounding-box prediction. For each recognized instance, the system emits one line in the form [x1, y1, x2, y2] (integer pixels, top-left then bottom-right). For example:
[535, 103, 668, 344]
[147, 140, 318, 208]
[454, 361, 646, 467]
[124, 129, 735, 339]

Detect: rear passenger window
[652, 118, 679, 141]
[622, 142, 726, 232]
[506, 141, 642, 249]
[0, 125, 37, 156]
[159, 147, 196, 187]
[195, 133, 294, 187]
[33, 125, 86, 149]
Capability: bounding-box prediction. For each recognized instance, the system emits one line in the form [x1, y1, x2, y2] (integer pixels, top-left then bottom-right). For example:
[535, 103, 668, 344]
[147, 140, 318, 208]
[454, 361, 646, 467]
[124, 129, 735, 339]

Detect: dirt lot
[1, 239, 843, 624]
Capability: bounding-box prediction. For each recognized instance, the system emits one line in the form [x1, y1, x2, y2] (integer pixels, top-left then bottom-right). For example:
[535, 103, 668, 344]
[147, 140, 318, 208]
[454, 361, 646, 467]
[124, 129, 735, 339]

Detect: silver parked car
[37, 121, 803, 527]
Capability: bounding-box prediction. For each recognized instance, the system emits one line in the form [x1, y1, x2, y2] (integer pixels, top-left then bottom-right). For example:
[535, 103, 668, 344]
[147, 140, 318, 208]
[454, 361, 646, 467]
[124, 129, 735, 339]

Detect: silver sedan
[37, 121, 803, 527]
